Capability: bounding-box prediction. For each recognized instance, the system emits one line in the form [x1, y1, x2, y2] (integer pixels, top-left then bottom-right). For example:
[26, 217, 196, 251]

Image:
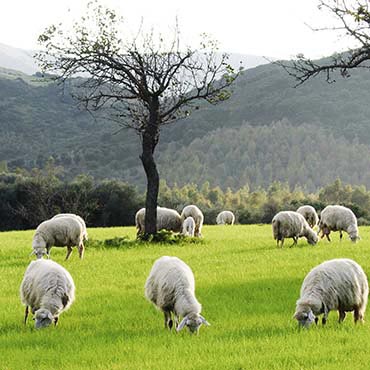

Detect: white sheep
[216, 210, 235, 225]
[32, 216, 85, 260]
[296, 205, 319, 228]
[318, 205, 359, 242]
[294, 258, 368, 328]
[272, 211, 318, 247]
[52, 213, 88, 241]
[181, 216, 195, 237]
[135, 207, 182, 236]
[20, 259, 75, 328]
[181, 205, 204, 237]
[144, 256, 210, 334]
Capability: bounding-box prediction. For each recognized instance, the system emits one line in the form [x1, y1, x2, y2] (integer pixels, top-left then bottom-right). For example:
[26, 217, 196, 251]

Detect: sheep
[272, 211, 318, 247]
[32, 216, 85, 260]
[318, 205, 359, 242]
[20, 259, 75, 328]
[144, 256, 210, 334]
[216, 210, 235, 225]
[181, 205, 204, 237]
[52, 213, 88, 242]
[135, 207, 182, 236]
[181, 216, 195, 237]
[294, 258, 368, 328]
[296, 205, 319, 229]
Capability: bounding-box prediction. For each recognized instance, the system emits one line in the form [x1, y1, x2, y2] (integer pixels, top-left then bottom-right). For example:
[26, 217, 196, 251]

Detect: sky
[0, 0, 356, 60]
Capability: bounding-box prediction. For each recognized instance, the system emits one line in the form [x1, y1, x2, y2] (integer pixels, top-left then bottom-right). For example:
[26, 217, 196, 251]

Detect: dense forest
[1, 169, 370, 231]
[1, 59, 370, 191]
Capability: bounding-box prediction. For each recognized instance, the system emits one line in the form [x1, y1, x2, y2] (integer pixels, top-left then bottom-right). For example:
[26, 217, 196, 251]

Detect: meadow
[1, 225, 370, 370]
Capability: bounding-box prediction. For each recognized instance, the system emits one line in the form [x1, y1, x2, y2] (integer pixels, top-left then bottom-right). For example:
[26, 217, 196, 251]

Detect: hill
[0, 43, 38, 75]
[1, 57, 370, 191]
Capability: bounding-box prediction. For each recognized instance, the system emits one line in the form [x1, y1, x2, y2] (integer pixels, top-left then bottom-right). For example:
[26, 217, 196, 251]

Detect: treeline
[1, 168, 370, 231]
[159, 121, 370, 191]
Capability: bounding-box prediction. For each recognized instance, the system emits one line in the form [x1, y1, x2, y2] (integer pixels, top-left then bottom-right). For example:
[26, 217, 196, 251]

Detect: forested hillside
[1, 59, 370, 191]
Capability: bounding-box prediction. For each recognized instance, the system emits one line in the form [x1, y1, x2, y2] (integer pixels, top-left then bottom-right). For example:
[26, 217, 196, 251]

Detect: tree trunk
[140, 97, 160, 237]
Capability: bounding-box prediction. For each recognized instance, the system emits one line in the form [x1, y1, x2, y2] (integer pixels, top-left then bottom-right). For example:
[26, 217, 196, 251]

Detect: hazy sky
[0, 0, 356, 59]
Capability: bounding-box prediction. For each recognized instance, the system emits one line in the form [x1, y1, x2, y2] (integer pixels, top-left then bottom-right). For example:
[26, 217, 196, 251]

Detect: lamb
[318, 205, 359, 242]
[294, 258, 368, 328]
[181, 216, 195, 237]
[144, 256, 210, 334]
[32, 216, 85, 260]
[272, 211, 318, 247]
[181, 205, 204, 237]
[216, 210, 235, 225]
[20, 259, 75, 328]
[52, 213, 88, 241]
[135, 207, 182, 236]
[296, 205, 319, 229]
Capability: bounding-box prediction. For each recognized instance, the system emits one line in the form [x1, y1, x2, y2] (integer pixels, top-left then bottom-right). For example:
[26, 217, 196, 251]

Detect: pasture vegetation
[1, 225, 370, 370]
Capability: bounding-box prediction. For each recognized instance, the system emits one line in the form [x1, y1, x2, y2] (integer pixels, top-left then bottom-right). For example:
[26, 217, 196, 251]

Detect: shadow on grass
[86, 232, 205, 250]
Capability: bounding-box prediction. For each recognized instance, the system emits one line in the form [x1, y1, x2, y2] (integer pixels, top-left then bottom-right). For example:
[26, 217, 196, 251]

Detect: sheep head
[177, 313, 210, 334]
[34, 308, 53, 329]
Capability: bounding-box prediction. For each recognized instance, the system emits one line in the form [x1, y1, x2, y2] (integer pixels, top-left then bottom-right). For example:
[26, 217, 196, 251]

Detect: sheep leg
[65, 246, 73, 260]
[322, 303, 329, 325]
[164, 311, 173, 330]
[24, 306, 29, 324]
[78, 242, 85, 259]
[339, 230, 343, 241]
[290, 237, 297, 247]
[54, 316, 59, 326]
[174, 314, 180, 329]
[354, 307, 364, 323]
[325, 232, 331, 242]
[338, 310, 346, 323]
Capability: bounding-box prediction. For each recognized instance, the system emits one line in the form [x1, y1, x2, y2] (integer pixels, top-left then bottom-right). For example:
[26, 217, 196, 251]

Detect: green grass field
[1, 225, 370, 370]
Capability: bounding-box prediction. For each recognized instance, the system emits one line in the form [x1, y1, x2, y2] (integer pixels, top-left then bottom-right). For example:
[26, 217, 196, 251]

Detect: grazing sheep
[318, 205, 359, 242]
[181, 205, 204, 237]
[52, 213, 88, 241]
[272, 211, 318, 247]
[296, 205, 319, 229]
[32, 216, 85, 260]
[20, 259, 75, 328]
[294, 258, 368, 328]
[182, 216, 195, 237]
[216, 211, 235, 225]
[145, 256, 209, 334]
[135, 207, 182, 236]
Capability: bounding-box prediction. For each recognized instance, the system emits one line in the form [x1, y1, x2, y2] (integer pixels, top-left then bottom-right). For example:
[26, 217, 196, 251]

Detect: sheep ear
[177, 316, 188, 332]
[199, 315, 210, 326]
[29, 250, 36, 257]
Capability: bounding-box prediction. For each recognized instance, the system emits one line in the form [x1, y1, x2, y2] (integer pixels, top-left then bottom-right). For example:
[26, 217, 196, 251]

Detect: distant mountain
[0, 42, 270, 75]
[1, 56, 370, 191]
[0, 43, 38, 75]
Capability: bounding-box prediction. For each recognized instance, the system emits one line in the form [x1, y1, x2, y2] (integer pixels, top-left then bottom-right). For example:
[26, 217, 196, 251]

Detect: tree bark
[140, 97, 160, 237]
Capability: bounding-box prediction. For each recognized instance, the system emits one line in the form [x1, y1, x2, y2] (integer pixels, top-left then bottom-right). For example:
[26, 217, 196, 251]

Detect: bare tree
[36, 2, 240, 238]
[276, 0, 370, 85]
